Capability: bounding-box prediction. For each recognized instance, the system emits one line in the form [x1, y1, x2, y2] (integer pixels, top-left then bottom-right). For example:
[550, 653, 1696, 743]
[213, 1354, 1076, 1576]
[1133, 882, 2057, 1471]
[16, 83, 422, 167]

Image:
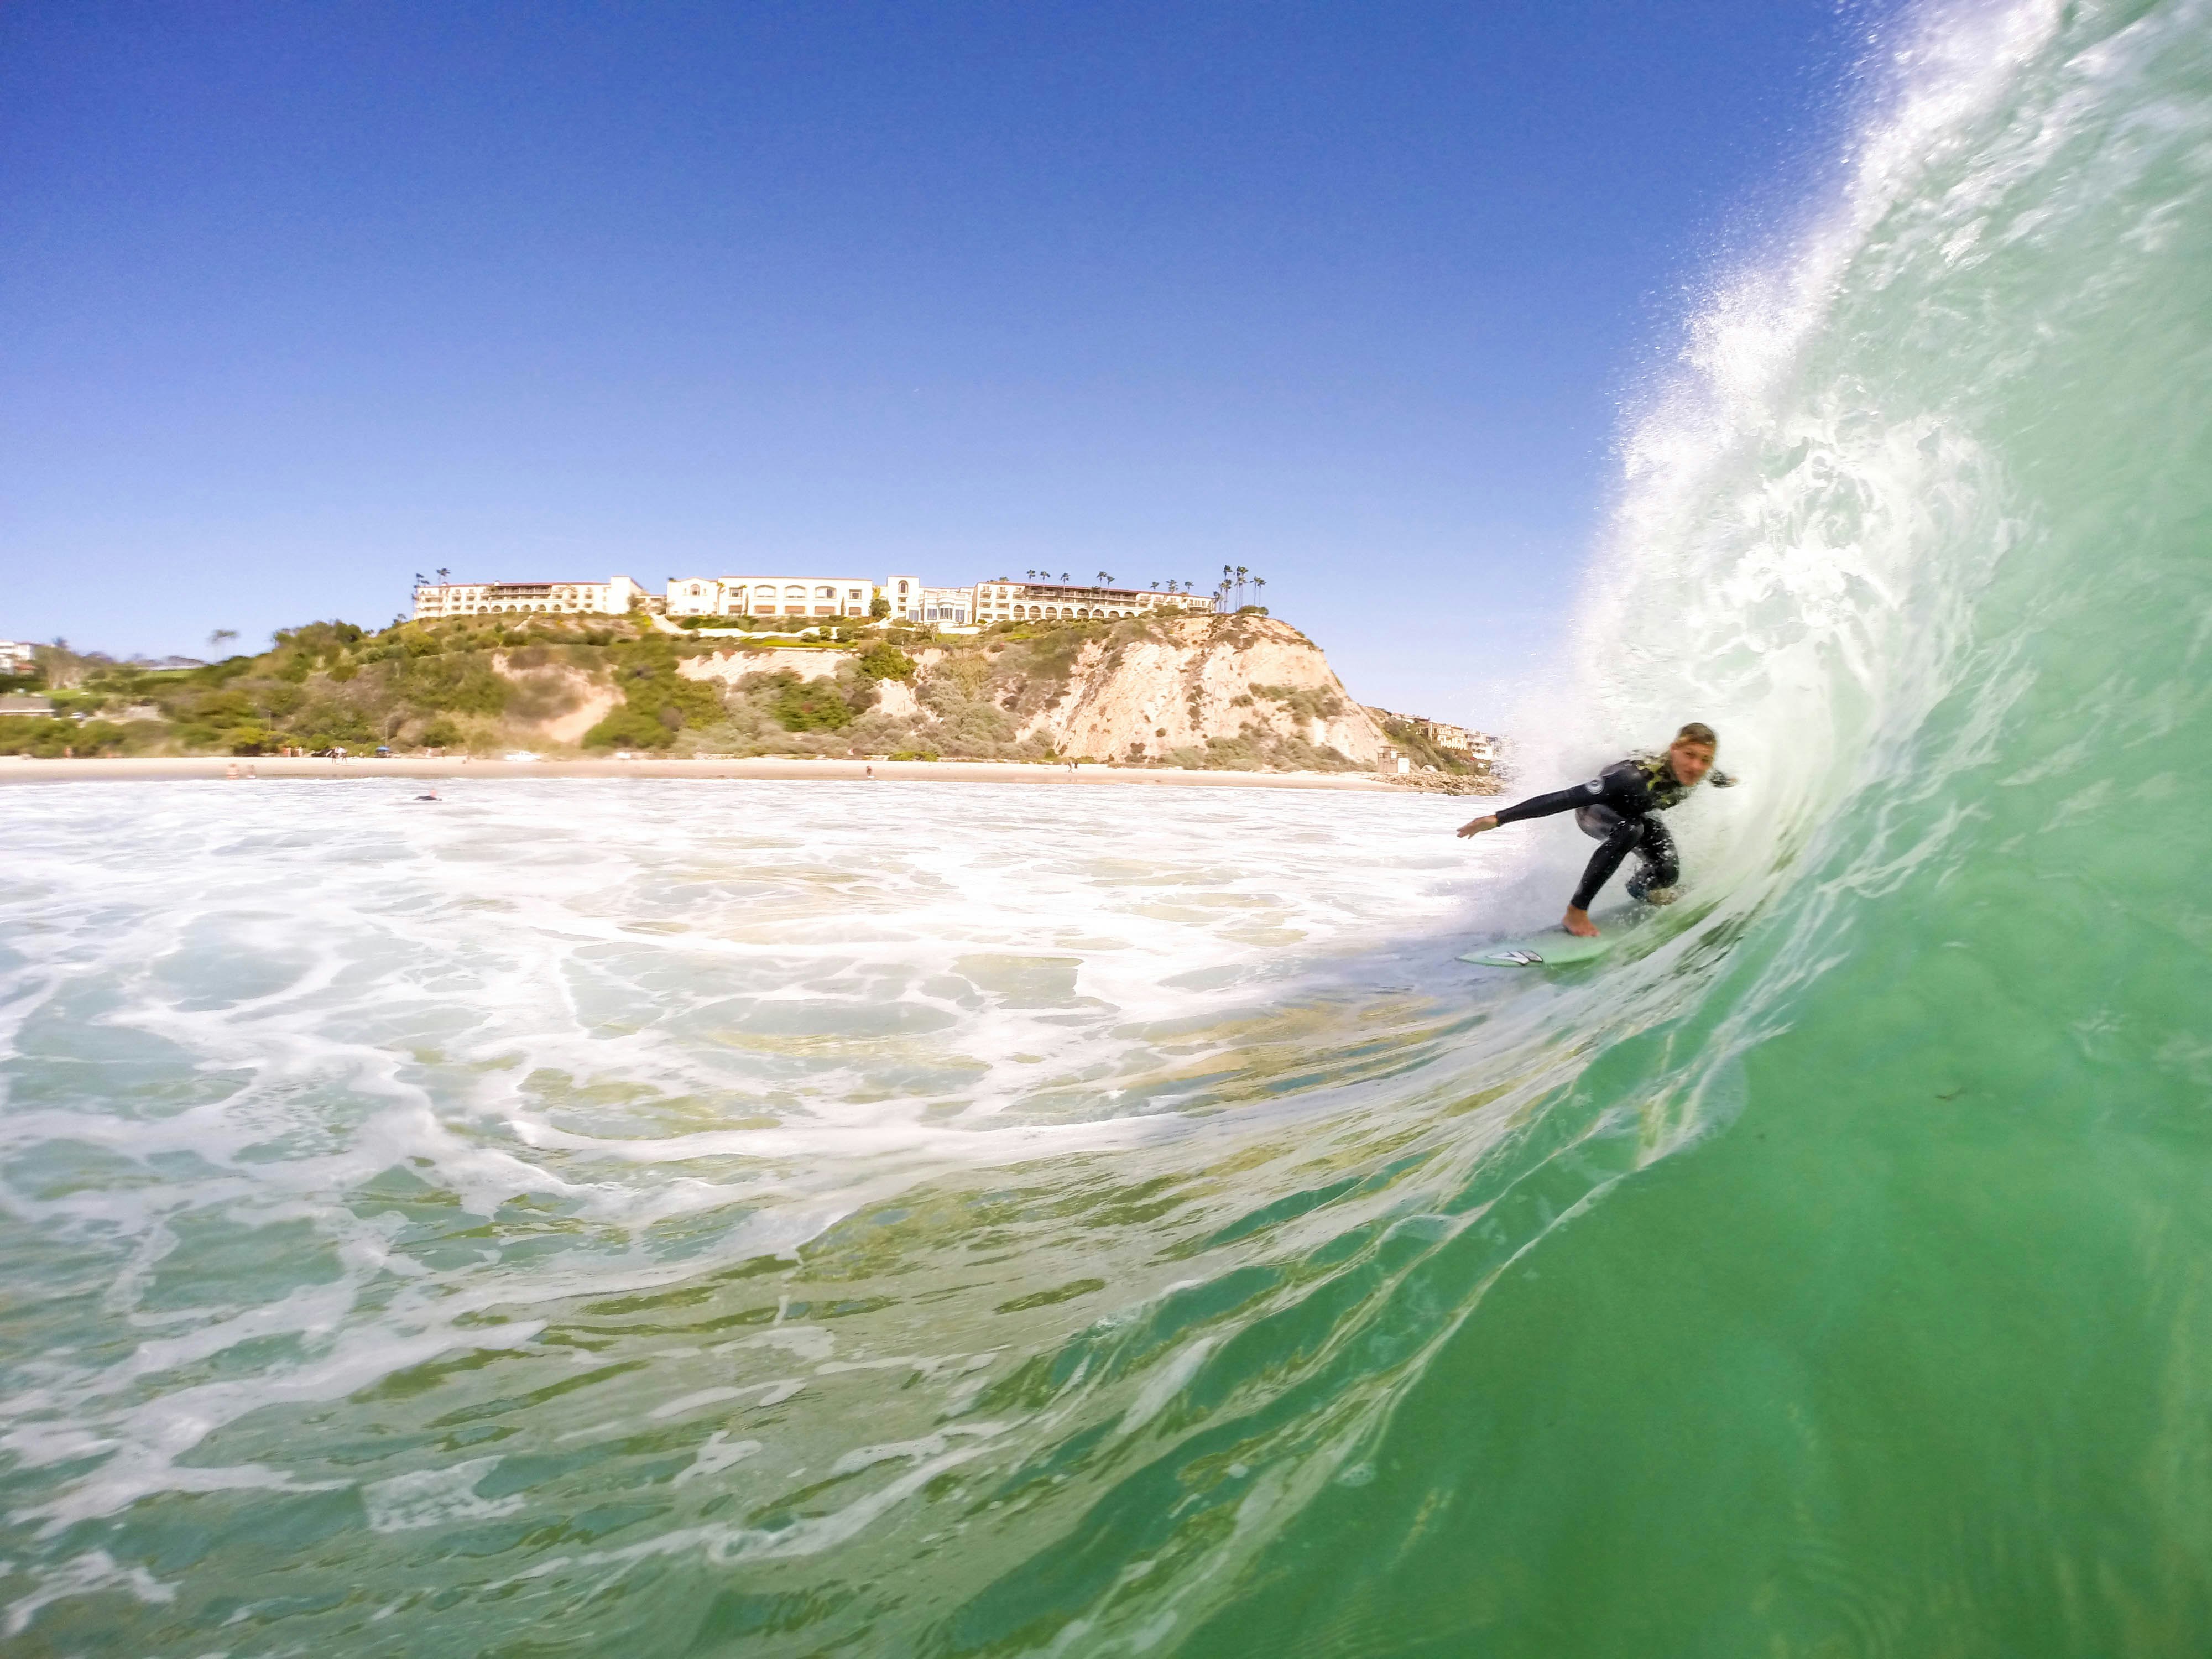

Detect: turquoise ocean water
[6, 0, 2212, 1650]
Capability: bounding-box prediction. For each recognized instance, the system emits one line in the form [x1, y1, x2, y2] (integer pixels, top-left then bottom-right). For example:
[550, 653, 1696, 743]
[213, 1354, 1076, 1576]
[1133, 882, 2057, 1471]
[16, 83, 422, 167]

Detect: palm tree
[1251, 575, 1266, 610]
[436, 566, 450, 584]
[1234, 565, 1249, 606]
[1097, 570, 1113, 587]
[1060, 571, 1071, 582]
[1026, 568, 1037, 580]
[208, 628, 238, 654]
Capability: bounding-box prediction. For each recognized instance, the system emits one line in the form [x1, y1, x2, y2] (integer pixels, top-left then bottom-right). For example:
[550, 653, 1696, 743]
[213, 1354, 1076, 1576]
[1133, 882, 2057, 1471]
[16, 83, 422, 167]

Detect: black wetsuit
[1494, 755, 1730, 912]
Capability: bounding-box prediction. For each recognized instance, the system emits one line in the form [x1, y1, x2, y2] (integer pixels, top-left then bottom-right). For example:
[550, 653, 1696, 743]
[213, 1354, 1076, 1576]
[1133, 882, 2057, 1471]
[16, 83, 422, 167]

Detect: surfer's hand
[1711, 771, 1739, 788]
[1455, 815, 1499, 838]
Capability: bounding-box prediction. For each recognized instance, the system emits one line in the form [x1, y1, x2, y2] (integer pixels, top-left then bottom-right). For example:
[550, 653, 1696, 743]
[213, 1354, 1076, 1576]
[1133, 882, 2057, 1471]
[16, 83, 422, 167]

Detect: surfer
[1456, 723, 1736, 937]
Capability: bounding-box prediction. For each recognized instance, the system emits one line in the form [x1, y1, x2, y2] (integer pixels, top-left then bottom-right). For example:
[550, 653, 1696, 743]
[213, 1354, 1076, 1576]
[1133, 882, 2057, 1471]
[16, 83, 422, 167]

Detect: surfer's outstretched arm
[1494, 785, 1600, 824]
[1458, 783, 1593, 837]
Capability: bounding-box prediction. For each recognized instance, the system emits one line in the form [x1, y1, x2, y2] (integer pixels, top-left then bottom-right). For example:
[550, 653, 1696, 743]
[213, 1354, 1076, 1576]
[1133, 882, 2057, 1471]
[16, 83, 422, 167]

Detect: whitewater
[6, 0, 2212, 1650]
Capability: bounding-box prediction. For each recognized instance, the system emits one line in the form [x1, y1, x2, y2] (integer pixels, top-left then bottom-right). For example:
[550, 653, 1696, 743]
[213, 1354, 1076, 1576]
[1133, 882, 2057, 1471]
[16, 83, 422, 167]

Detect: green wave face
[1209, 2, 2212, 1650]
[4, 2, 2211, 1654]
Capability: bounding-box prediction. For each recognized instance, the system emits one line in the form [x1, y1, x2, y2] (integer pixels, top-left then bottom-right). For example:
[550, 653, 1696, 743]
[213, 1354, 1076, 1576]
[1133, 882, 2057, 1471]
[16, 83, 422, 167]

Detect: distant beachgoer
[1456, 722, 1738, 937]
[865, 764, 875, 780]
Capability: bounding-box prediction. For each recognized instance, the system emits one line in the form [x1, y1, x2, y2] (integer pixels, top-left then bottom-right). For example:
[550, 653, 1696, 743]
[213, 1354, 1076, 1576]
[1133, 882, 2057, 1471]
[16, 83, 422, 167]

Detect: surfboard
[1459, 930, 1611, 968]
[1459, 910, 1644, 967]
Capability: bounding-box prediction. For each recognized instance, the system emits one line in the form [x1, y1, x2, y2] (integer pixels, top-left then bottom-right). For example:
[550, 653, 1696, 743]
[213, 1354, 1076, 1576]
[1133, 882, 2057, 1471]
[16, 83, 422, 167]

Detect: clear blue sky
[1, 1, 1867, 723]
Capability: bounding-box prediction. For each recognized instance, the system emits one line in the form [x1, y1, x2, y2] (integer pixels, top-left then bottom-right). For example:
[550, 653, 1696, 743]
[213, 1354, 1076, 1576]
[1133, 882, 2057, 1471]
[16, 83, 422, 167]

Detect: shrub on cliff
[773, 677, 858, 732]
[856, 642, 916, 682]
[585, 702, 679, 749]
[582, 648, 725, 748]
[934, 700, 1016, 752]
[0, 716, 132, 757]
[393, 655, 512, 716]
[1251, 684, 1345, 723]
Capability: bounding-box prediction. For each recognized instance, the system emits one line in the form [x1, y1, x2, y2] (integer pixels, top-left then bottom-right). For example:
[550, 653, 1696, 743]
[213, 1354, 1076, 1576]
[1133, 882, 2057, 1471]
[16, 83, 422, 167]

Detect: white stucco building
[915, 586, 973, 624]
[413, 576, 644, 621]
[879, 575, 977, 624]
[972, 580, 1210, 625]
[665, 576, 876, 619]
[661, 571, 1217, 629]
[0, 640, 36, 679]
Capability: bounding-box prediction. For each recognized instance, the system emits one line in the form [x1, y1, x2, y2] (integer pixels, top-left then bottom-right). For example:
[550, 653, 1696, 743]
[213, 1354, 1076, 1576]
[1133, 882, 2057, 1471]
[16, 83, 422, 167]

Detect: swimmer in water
[1457, 722, 1737, 937]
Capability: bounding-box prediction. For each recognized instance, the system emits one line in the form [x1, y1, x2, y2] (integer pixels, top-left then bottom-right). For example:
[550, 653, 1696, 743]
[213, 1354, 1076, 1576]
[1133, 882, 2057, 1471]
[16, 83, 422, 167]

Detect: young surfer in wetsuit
[1456, 722, 1736, 938]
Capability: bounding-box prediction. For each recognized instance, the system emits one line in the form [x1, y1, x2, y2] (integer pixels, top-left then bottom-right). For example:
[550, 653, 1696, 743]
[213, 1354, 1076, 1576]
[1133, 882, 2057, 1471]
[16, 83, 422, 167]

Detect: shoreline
[0, 754, 1411, 791]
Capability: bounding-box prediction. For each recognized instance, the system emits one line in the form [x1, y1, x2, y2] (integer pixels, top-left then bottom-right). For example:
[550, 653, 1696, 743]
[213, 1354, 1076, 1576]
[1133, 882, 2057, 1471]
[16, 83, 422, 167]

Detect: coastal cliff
[678, 613, 1392, 770]
[3, 613, 1494, 782]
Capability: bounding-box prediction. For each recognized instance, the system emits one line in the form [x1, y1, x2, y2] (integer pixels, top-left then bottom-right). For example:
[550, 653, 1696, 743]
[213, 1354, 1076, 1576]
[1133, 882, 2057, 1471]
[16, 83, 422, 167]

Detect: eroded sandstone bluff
[680, 613, 1392, 769]
[7, 613, 1481, 775]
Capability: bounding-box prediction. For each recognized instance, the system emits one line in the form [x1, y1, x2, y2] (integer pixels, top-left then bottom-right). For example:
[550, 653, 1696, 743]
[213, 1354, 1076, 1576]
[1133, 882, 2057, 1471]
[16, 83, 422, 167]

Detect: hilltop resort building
[414, 571, 1217, 631]
[411, 577, 645, 620]
[664, 577, 876, 619]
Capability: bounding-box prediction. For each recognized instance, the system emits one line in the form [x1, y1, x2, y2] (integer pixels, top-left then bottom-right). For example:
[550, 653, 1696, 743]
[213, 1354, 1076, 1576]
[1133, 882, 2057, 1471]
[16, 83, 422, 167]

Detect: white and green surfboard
[1460, 910, 1641, 967]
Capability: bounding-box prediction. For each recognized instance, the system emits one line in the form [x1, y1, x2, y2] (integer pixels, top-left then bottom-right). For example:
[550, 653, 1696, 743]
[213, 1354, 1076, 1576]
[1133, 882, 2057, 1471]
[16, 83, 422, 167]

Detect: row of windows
[420, 601, 596, 614]
[686, 593, 867, 606]
[984, 604, 1139, 620]
[713, 603, 856, 617]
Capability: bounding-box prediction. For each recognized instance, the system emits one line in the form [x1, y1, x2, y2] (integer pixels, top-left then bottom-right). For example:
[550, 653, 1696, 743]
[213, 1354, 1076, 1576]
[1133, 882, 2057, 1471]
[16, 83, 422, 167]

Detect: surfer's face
[1669, 741, 1715, 787]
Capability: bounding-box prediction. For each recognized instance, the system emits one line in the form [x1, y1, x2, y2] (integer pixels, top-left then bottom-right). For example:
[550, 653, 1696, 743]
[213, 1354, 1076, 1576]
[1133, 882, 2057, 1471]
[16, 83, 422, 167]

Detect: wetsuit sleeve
[1493, 779, 1606, 825]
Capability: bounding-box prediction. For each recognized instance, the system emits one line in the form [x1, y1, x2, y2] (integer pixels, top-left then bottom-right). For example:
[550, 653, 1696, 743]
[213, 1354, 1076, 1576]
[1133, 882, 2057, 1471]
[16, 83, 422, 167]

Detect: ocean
[6, 0, 2212, 1650]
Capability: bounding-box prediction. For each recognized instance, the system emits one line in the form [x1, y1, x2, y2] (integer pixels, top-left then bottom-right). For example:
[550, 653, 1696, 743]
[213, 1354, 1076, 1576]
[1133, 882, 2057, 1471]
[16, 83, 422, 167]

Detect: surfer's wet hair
[1673, 722, 1718, 749]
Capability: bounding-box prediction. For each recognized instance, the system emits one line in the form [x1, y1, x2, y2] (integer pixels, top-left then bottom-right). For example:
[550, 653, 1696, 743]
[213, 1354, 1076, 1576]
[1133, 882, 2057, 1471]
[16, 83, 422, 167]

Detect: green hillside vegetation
[3, 618, 693, 757]
[1378, 716, 1485, 776]
[1, 609, 1404, 772]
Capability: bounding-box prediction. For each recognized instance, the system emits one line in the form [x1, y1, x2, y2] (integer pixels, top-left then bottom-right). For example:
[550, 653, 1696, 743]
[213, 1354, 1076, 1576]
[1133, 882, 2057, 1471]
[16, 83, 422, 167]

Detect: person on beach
[1457, 722, 1736, 937]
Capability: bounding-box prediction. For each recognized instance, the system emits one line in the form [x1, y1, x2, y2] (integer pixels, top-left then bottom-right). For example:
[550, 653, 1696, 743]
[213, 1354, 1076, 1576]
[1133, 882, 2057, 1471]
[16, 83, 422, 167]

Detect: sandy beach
[0, 753, 1408, 790]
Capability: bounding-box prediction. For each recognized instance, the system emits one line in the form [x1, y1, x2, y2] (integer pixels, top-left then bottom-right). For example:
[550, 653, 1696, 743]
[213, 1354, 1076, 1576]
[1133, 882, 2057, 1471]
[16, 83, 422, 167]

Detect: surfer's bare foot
[1455, 814, 1499, 838]
[1563, 907, 1599, 937]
